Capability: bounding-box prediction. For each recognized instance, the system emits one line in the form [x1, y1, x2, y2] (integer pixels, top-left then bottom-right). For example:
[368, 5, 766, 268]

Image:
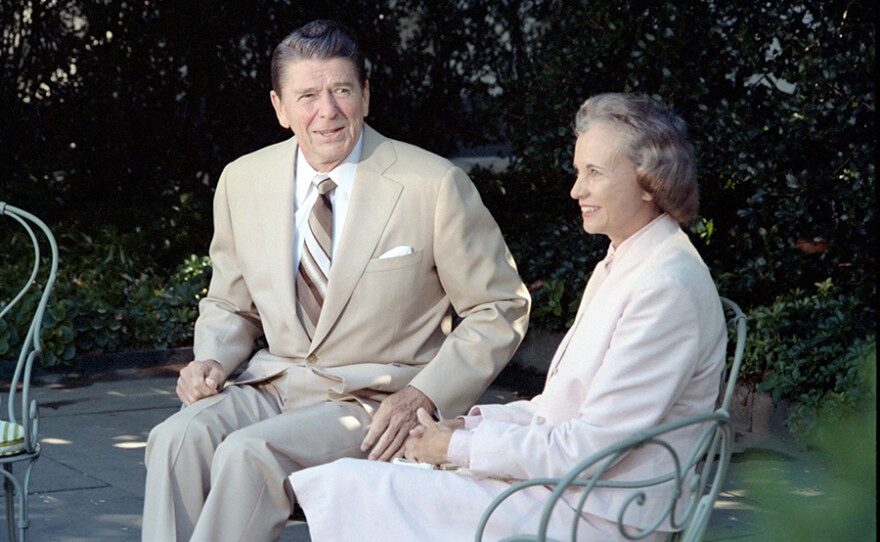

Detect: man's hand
[403, 408, 455, 465]
[176, 359, 225, 405]
[361, 386, 435, 461]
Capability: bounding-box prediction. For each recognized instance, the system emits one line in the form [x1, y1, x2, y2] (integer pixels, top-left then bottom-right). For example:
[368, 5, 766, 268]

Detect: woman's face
[570, 122, 660, 247]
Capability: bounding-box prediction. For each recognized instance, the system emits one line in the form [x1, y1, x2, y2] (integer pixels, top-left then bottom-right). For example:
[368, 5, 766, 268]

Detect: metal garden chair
[476, 297, 747, 542]
[1, 202, 59, 541]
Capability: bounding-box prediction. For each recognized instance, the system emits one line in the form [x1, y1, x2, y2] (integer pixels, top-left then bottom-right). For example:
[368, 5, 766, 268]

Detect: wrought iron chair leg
[17, 487, 28, 542]
[17, 458, 36, 542]
[4, 464, 17, 542]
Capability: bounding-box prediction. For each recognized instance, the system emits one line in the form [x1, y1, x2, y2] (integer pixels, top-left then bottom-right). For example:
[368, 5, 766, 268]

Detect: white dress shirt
[293, 133, 363, 270]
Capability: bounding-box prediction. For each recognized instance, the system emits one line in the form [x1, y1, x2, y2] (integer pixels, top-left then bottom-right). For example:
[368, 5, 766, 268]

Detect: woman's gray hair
[271, 20, 366, 94]
[575, 93, 699, 224]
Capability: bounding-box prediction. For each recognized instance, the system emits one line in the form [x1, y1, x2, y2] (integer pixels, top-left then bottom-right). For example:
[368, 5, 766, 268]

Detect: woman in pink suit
[288, 93, 727, 542]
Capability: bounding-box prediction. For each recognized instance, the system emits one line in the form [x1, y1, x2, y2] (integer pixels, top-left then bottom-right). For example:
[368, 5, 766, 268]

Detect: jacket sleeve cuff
[457, 414, 483, 429]
[447, 430, 473, 468]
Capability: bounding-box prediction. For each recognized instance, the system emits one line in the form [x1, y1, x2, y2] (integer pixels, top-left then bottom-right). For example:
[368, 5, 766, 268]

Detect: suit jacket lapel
[258, 137, 310, 342]
[310, 126, 402, 349]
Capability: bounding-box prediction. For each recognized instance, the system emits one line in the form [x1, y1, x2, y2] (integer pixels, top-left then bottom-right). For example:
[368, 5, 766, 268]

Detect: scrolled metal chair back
[475, 297, 747, 542]
[1, 202, 59, 449]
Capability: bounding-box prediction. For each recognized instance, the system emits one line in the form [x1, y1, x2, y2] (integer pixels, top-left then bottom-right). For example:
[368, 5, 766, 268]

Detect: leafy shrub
[1, 226, 211, 367]
[506, 218, 602, 331]
[744, 279, 876, 437]
[494, 1, 875, 315]
[466, 2, 874, 436]
[123, 254, 211, 350]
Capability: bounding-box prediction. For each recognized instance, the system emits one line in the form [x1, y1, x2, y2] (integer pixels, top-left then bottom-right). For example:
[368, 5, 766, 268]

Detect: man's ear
[270, 90, 290, 129]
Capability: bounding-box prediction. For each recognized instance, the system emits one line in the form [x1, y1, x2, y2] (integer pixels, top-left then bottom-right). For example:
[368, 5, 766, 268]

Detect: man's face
[270, 57, 370, 172]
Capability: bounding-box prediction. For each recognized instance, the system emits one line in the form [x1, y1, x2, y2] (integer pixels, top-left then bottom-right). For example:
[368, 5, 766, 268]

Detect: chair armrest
[475, 410, 734, 542]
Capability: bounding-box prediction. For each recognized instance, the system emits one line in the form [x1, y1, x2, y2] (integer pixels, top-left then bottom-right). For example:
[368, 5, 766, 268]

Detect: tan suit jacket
[193, 125, 530, 416]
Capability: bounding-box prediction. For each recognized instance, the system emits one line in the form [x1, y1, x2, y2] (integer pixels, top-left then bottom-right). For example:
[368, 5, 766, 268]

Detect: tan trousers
[142, 382, 373, 542]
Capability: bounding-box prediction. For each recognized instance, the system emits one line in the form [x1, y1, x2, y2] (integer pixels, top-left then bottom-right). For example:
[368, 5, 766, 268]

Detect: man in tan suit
[142, 19, 530, 542]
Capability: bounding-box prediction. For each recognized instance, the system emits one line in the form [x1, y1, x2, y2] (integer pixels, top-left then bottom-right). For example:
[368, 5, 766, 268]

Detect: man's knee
[211, 429, 268, 470]
[146, 407, 220, 465]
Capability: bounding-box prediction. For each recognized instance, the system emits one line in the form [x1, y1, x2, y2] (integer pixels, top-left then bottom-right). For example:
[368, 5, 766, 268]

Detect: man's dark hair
[271, 19, 366, 94]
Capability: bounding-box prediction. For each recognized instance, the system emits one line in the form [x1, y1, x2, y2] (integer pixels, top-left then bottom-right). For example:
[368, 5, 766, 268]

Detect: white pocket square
[379, 246, 415, 259]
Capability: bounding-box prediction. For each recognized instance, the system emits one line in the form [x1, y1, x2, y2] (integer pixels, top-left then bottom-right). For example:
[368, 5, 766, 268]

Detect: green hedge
[1, 228, 210, 367]
[746, 280, 876, 438]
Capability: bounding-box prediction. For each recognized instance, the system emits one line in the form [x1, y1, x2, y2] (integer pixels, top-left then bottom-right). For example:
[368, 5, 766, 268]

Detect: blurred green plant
[748, 342, 876, 541]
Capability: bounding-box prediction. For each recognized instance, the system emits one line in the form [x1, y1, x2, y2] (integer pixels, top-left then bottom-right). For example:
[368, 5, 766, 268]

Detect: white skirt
[289, 457, 670, 542]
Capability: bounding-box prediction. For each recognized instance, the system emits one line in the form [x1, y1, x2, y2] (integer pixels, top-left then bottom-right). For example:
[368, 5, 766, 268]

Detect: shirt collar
[295, 132, 364, 200]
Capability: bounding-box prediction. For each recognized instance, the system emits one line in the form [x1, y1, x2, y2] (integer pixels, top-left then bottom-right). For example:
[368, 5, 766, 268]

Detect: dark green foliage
[491, 0, 875, 312]
[0, 0, 517, 236]
[745, 279, 875, 437]
[1, 228, 210, 366]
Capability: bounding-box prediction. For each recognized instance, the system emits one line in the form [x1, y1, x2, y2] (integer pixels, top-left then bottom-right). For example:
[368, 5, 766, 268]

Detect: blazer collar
[546, 214, 682, 372]
[255, 137, 312, 344]
[605, 214, 680, 274]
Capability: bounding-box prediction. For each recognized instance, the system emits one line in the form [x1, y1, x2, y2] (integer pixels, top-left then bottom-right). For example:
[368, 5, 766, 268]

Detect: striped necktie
[296, 176, 337, 338]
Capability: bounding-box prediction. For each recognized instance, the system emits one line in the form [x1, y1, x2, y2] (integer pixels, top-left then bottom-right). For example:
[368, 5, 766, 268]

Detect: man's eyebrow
[291, 85, 319, 95]
[292, 80, 355, 94]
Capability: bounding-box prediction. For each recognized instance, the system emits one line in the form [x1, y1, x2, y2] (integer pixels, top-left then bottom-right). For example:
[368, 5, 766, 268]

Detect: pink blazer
[452, 214, 727, 530]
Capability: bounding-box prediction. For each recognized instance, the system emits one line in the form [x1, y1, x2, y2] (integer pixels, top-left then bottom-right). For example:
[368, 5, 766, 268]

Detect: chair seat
[0, 420, 26, 456]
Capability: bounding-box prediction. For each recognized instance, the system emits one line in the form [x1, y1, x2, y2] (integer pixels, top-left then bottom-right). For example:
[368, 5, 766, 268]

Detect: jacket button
[306, 354, 317, 364]
[534, 416, 546, 425]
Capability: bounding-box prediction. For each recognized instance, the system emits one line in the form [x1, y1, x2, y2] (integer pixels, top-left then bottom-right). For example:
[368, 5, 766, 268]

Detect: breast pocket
[363, 249, 424, 273]
[349, 249, 435, 351]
